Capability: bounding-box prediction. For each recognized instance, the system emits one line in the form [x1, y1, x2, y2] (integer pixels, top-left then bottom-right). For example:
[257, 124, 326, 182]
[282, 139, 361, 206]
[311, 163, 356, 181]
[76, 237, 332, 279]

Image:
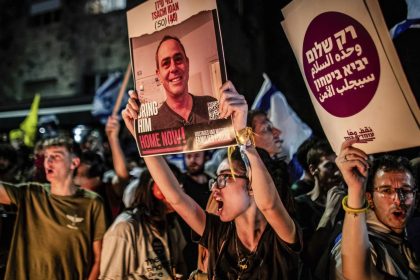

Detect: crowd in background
[0, 97, 418, 279]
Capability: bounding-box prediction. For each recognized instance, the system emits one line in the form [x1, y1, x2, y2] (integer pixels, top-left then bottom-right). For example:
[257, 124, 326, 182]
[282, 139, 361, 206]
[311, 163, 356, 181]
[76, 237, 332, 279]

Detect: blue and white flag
[252, 73, 312, 163]
[92, 72, 129, 124]
[390, 0, 420, 39]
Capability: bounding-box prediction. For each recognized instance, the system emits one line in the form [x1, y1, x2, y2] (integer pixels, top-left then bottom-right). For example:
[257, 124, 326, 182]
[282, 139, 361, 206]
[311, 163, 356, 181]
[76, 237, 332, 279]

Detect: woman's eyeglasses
[208, 174, 248, 191]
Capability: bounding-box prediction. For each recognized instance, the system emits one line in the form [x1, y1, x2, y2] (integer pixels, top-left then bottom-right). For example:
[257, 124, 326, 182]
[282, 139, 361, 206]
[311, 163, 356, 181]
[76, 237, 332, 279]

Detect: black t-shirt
[200, 213, 301, 279]
[294, 194, 324, 243]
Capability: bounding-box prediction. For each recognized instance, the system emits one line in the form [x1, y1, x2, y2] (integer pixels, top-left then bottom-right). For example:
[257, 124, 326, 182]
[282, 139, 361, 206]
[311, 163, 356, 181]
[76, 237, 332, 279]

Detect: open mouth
[215, 197, 224, 214]
[392, 210, 406, 219]
[217, 201, 224, 211]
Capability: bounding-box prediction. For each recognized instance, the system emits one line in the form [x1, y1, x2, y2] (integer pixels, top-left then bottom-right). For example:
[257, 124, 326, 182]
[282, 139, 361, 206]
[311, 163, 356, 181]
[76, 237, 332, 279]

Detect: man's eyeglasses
[208, 174, 248, 191]
[374, 187, 417, 202]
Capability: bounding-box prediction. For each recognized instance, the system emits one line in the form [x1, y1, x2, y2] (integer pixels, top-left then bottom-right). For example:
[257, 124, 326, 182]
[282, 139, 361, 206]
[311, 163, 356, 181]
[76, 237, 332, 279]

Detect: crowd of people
[0, 79, 418, 279]
[0, 35, 419, 280]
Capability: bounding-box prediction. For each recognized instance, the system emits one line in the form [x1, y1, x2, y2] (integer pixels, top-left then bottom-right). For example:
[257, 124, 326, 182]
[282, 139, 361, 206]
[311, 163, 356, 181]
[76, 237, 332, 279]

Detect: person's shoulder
[77, 188, 105, 203]
[106, 211, 141, 237]
[111, 211, 136, 229]
[6, 181, 50, 192]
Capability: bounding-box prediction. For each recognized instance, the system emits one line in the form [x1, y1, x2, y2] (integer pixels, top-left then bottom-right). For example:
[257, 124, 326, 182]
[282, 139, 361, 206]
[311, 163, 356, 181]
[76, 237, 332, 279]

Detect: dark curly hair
[366, 154, 416, 193]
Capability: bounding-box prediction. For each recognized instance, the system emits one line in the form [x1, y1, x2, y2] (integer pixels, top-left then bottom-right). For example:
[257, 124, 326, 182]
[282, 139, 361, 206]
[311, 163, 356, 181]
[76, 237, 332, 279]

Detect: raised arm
[218, 82, 296, 244]
[105, 115, 129, 196]
[121, 91, 206, 236]
[0, 183, 11, 205]
[335, 139, 370, 280]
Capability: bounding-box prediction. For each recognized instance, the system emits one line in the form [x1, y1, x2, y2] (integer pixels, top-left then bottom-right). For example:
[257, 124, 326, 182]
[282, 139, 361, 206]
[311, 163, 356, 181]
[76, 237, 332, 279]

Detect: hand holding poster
[127, 0, 235, 156]
[281, 0, 420, 154]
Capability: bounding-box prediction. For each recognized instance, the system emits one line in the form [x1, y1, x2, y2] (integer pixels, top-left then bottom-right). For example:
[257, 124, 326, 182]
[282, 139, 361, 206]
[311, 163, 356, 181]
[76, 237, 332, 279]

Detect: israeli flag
[92, 72, 128, 124]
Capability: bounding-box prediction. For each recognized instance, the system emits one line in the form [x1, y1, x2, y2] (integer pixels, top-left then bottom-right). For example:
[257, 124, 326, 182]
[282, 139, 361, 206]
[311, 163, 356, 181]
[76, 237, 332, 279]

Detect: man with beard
[330, 139, 420, 279]
[180, 151, 213, 274]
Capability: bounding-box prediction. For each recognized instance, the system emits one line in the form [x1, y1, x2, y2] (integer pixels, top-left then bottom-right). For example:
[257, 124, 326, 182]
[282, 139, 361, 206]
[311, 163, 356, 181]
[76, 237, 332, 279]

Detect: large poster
[281, 0, 420, 154]
[127, 0, 236, 156]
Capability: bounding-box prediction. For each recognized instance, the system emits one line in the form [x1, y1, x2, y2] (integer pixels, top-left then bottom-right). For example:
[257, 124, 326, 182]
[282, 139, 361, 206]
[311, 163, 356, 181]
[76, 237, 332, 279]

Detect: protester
[247, 109, 294, 216]
[330, 139, 420, 279]
[100, 167, 187, 279]
[294, 140, 342, 243]
[104, 115, 130, 217]
[150, 35, 218, 130]
[247, 109, 283, 160]
[75, 150, 115, 221]
[292, 139, 342, 278]
[104, 115, 142, 211]
[0, 136, 107, 279]
[122, 81, 301, 279]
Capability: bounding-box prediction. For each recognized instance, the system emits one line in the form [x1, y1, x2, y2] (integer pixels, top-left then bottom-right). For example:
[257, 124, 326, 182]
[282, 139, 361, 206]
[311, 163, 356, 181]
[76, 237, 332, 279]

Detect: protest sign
[281, 0, 420, 154]
[127, 0, 235, 156]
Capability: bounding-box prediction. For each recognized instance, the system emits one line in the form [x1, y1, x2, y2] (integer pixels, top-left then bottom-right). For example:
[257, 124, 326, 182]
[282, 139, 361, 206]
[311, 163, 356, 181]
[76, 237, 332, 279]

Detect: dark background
[0, 0, 418, 156]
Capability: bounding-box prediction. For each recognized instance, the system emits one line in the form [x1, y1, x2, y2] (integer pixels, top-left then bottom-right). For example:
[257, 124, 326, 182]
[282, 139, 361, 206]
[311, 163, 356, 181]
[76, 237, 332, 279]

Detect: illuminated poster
[281, 0, 420, 154]
[127, 0, 235, 156]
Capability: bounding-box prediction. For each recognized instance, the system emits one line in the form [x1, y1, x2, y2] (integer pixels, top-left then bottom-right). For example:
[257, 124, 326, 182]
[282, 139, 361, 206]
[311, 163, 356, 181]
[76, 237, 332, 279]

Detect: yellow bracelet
[342, 195, 369, 217]
[235, 127, 255, 147]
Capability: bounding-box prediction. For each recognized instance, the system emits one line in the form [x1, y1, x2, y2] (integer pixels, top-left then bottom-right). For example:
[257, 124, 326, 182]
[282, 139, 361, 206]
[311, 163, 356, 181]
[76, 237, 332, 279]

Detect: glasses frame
[373, 187, 417, 202]
[208, 174, 248, 191]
